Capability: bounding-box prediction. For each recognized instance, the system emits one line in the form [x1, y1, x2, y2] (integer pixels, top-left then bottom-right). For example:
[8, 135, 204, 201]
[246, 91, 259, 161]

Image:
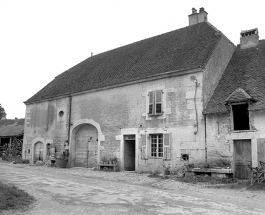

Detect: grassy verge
[175, 174, 265, 190]
[0, 182, 35, 213]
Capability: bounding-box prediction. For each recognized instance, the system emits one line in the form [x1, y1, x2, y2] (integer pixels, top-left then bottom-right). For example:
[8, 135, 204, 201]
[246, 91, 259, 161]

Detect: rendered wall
[70, 72, 206, 172]
[23, 97, 70, 163]
[206, 109, 265, 166]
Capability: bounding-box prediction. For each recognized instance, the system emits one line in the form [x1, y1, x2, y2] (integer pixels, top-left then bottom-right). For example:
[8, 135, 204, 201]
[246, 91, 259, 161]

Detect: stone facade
[23, 34, 236, 172]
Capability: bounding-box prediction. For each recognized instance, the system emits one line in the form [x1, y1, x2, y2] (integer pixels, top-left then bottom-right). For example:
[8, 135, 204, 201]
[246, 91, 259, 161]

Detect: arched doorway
[34, 141, 44, 163]
[75, 124, 98, 167]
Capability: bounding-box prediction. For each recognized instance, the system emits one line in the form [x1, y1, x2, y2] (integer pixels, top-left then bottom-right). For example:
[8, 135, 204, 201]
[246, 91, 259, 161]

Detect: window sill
[148, 114, 163, 117]
[232, 130, 257, 133]
[149, 157, 164, 159]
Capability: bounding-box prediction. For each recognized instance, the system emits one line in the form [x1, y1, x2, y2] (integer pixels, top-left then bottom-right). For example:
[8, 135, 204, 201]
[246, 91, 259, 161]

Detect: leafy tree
[0, 104, 6, 119]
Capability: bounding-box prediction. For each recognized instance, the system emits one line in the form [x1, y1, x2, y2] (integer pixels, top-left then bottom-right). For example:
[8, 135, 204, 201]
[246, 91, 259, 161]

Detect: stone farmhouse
[23, 8, 264, 177]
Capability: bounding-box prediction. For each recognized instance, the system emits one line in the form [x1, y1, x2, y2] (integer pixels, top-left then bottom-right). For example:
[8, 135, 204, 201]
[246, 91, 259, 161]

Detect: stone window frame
[142, 86, 173, 120]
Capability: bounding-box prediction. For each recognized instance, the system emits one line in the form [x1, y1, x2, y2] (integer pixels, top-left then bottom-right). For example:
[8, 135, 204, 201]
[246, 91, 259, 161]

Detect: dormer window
[225, 88, 253, 131]
[232, 103, 250, 131]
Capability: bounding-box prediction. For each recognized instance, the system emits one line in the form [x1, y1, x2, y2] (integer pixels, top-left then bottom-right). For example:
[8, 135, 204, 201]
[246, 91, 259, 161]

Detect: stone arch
[32, 137, 53, 163]
[32, 137, 45, 164]
[69, 119, 105, 167]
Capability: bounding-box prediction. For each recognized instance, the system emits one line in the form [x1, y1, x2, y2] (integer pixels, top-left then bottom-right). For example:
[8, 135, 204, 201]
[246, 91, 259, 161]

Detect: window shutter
[163, 133, 171, 160]
[148, 91, 154, 115]
[141, 134, 147, 159]
[155, 90, 162, 115]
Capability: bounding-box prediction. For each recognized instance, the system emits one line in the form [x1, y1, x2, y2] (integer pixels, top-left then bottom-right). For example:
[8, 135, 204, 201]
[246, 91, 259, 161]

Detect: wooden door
[34, 142, 44, 163]
[234, 140, 251, 179]
[75, 124, 98, 168]
[257, 138, 265, 163]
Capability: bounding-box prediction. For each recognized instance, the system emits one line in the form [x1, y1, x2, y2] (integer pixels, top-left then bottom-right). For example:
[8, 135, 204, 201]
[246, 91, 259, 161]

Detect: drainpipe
[66, 95, 72, 165]
[204, 114, 207, 162]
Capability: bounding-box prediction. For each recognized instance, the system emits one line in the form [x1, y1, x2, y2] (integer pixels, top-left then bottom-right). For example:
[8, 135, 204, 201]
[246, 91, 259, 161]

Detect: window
[141, 133, 171, 160]
[232, 104, 250, 131]
[59, 111, 64, 117]
[150, 134, 163, 158]
[148, 90, 163, 115]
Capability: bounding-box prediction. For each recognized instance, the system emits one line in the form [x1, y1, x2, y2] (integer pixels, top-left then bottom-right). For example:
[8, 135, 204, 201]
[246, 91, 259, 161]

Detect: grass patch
[176, 174, 238, 184]
[148, 170, 161, 178]
[175, 174, 265, 190]
[0, 182, 35, 213]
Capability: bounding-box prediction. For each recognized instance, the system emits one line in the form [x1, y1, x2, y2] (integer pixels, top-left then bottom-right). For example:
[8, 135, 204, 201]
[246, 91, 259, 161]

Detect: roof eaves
[25, 66, 203, 105]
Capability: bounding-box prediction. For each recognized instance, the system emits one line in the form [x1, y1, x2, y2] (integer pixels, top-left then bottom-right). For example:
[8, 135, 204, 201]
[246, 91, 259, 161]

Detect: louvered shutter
[155, 90, 163, 115]
[141, 134, 147, 159]
[163, 133, 171, 160]
[148, 91, 154, 115]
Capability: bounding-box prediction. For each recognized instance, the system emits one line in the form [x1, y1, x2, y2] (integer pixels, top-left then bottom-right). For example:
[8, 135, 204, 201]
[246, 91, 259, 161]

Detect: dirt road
[0, 162, 264, 215]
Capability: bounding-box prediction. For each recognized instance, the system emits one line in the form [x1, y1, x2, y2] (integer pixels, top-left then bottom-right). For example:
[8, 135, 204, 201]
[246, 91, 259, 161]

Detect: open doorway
[232, 104, 250, 131]
[124, 135, 135, 171]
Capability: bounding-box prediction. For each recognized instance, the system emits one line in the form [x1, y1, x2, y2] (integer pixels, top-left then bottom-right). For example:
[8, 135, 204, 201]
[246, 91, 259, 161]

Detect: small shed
[0, 124, 24, 157]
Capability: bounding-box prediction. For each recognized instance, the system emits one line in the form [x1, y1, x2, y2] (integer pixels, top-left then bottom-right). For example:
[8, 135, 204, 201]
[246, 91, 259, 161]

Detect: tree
[0, 104, 6, 119]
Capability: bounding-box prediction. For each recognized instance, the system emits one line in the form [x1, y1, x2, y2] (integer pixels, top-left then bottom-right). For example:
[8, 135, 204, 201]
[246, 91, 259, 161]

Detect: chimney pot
[192, 8, 197, 14]
[199, 7, 205, 13]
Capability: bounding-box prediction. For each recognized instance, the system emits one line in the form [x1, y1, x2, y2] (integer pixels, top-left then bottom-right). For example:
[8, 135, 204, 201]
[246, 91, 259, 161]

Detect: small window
[181, 154, 189, 161]
[148, 90, 163, 116]
[232, 104, 250, 131]
[59, 111, 64, 117]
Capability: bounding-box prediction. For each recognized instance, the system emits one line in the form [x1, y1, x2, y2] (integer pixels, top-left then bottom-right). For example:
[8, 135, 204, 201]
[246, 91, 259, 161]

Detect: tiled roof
[0, 126, 24, 137]
[25, 22, 222, 104]
[225, 88, 253, 104]
[204, 40, 265, 114]
[0, 119, 25, 126]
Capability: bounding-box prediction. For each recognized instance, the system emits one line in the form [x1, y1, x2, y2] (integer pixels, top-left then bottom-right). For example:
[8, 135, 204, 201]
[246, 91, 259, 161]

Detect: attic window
[59, 111, 64, 117]
[232, 104, 250, 131]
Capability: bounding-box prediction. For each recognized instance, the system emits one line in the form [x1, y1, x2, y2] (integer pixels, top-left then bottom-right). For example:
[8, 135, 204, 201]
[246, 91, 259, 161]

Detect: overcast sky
[1, 0, 265, 119]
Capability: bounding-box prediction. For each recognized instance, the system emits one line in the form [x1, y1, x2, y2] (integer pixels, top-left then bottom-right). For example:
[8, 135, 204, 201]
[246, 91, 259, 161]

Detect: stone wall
[23, 97, 70, 163]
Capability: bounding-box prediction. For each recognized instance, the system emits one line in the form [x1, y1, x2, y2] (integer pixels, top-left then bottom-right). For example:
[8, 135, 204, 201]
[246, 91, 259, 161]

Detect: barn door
[234, 139, 252, 179]
[34, 142, 44, 163]
[75, 124, 98, 168]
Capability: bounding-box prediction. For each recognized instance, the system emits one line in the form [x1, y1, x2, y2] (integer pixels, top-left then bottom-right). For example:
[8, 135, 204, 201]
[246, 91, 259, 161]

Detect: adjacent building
[204, 28, 265, 178]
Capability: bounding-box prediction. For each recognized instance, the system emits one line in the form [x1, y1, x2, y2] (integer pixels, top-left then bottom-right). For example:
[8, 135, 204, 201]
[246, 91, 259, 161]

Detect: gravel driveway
[1, 162, 265, 215]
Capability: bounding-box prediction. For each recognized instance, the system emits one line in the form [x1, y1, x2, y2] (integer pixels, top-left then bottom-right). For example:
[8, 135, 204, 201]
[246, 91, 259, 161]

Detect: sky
[1, 0, 265, 119]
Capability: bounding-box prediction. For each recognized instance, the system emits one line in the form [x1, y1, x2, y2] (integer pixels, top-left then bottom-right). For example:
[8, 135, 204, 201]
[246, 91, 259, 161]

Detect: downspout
[66, 95, 72, 165]
[204, 114, 207, 162]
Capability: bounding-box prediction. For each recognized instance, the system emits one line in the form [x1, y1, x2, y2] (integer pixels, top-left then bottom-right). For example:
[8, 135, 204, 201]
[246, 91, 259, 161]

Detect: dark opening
[59, 111, 64, 117]
[124, 135, 135, 171]
[181, 154, 189, 161]
[232, 104, 250, 131]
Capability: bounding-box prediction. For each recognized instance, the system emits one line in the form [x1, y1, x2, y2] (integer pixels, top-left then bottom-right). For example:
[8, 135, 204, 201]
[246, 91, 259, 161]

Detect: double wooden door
[75, 124, 98, 168]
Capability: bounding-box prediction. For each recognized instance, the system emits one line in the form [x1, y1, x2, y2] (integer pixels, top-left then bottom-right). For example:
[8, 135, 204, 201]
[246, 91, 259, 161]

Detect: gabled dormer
[226, 88, 254, 131]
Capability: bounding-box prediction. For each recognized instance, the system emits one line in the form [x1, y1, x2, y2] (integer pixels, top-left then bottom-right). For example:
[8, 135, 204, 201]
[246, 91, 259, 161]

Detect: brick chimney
[189, 7, 208, 26]
[240, 28, 259, 49]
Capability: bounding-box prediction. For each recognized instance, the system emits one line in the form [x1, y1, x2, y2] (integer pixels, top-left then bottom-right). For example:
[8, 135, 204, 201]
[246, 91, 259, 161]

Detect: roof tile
[25, 22, 221, 103]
